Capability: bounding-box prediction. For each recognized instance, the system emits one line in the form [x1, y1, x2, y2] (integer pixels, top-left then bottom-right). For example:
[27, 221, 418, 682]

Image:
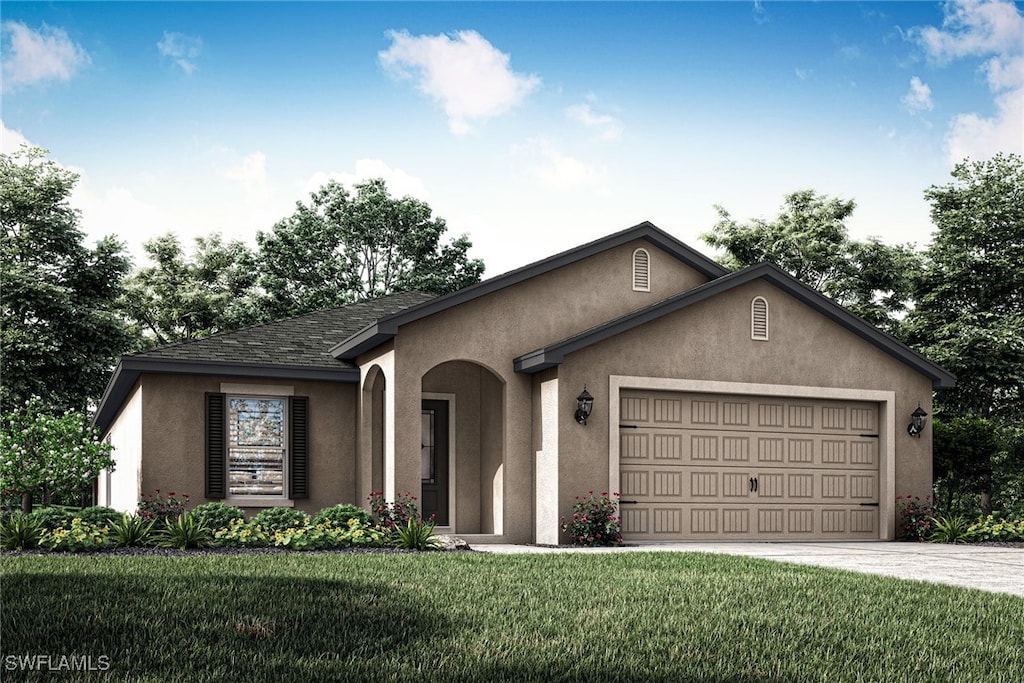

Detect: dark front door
[421, 399, 449, 525]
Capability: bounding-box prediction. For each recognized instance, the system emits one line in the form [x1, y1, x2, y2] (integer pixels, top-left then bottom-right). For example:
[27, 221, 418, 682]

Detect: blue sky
[3, 1, 1022, 276]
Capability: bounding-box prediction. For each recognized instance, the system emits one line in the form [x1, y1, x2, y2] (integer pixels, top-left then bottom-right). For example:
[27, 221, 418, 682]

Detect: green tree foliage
[932, 417, 998, 515]
[702, 190, 922, 335]
[121, 232, 258, 347]
[1, 146, 132, 412]
[251, 178, 484, 320]
[904, 153, 1024, 423]
[0, 397, 116, 513]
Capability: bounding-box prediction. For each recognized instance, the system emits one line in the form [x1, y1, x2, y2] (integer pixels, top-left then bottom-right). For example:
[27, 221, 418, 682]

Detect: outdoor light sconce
[907, 405, 928, 438]
[575, 386, 594, 425]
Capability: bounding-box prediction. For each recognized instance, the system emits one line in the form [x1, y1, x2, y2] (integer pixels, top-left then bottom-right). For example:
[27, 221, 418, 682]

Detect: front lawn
[2, 551, 1021, 682]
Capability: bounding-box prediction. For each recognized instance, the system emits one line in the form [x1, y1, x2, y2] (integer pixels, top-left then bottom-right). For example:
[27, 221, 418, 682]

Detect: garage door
[618, 390, 880, 540]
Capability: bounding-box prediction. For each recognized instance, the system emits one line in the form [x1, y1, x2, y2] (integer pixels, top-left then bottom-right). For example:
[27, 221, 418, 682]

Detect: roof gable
[331, 221, 729, 360]
[513, 262, 956, 389]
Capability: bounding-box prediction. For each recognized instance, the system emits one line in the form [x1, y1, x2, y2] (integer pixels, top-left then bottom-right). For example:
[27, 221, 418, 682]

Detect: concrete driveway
[473, 542, 1024, 597]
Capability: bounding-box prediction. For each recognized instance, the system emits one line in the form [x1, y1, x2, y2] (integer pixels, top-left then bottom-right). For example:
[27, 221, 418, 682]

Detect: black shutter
[205, 393, 227, 499]
[289, 396, 309, 499]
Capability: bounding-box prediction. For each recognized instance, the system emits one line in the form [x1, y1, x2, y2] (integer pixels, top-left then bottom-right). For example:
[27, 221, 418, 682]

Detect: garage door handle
[858, 502, 879, 507]
[749, 477, 758, 493]
[619, 500, 638, 505]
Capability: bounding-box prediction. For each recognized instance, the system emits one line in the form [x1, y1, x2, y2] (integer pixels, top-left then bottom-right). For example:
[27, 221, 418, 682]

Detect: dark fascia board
[513, 262, 957, 389]
[93, 356, 359, 433]
[330, 221, 729, 360]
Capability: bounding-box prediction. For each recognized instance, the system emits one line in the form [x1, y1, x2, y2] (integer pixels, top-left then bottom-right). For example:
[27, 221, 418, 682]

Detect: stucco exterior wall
[100, 383, 144, 513]
[554, 280, 934, 538]
[137, 373, 357, 515]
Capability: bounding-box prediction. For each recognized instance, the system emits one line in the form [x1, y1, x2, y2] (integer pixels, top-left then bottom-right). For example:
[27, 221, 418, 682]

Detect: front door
[421, 399, 449, 526]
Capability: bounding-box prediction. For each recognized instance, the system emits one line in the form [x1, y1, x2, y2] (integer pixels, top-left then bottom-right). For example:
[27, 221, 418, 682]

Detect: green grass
[1, 551, 1022, 682]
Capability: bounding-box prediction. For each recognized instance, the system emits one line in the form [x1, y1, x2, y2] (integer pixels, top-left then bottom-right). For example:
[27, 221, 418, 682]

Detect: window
[633, 248, 650, 292]
[206, 393, 308, 501]
[751, 296, 769, 341]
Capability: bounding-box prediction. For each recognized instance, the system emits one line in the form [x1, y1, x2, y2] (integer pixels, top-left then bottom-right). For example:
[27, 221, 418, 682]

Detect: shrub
[40, 518, 111, 552]
[110, 514, 156, 548]
[214, 519, 272, 548]
[895, 495, 936, 541]
[137, 490, 190, 529]
[252, 507, 309, 532]
[191, 502, 245, 532]
[0, 512, 43, 550]
[561, 491, 622, 547]
[76, 505, 121, 527]
[159, 515, 212, 550]
[391, 517, 441, 550]
[314, 503, 372, 528]
[30, 506, 76, 531]
[368, 491, 419, 530]
[967, 515, 1024, 542]
[929, 516, 976, 544]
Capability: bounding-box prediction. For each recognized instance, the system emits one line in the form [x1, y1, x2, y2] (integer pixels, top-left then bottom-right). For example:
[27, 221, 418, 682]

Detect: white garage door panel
[619, 390, 880, 541]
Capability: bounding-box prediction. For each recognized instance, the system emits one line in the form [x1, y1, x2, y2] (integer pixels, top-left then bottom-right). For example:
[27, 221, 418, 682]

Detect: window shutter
[205, 393, 226, 499]
[633, 248, 650, 291]
[289, 396, 309, 500]
[751, 297, 769, 340]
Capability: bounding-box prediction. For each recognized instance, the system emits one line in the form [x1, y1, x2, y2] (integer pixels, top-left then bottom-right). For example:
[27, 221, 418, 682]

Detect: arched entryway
[421, 360, 505, 534]
[358, 365, 387, 505]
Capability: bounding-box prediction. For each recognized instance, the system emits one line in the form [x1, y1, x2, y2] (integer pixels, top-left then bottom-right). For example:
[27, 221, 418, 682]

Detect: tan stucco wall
[554, 280, 934, 539]
[370, 239, 712, 542]
[137, 373, 358, 516]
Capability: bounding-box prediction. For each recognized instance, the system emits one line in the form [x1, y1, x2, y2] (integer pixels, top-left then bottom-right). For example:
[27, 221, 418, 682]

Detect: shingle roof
[134, 290, 436, 369]
[94, 290, 436, 431]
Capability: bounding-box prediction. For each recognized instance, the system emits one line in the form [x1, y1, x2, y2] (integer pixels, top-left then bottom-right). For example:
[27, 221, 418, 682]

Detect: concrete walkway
[473, 542, 1024, 597]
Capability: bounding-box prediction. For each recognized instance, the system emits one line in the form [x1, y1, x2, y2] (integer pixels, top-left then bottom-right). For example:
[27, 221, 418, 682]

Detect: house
[94, 222, 954, 543]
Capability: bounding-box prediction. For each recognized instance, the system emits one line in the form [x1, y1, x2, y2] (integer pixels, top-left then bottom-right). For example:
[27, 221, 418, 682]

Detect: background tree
[251, 178, 484, 320]
[702, 190, 922, 335]
[1, 146, 132, 412]
[0, 397, 116, 513]
[903, 153, 1024, 423]
[121, 232, 258, 347]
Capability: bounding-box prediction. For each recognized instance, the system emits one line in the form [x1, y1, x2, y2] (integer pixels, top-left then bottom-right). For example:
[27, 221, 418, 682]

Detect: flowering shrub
[368, 491, 419, 530]
[214, 519, 273, 548]
[967, 515, 1024, 542]
[137, 490, 189, 529]
[0, 398, 116, 509]
[561, 491, 622, 547]
[252, 507, 309, 532]
[40, 518, 111, 552]
[895, 495, 936, 541]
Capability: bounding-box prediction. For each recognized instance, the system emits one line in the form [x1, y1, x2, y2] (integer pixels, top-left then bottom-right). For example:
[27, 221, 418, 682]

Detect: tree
[903, 153, 1024, 423]
[0, 397, 116, 513]
[1, 146, 133, 412]
[251, 178, 484, 320]
[701, 190, 922, 335]
[121, 232, 258, 347]
[932, 417, 998, 515]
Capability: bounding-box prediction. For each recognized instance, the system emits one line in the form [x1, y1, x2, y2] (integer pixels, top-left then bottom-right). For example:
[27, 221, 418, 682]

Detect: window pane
[229, 398, 285, 496]
[421, 410, 434, 482]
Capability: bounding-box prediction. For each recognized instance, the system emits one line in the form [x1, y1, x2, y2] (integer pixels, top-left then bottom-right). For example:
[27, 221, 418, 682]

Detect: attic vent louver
[751, 296, 769, 341]
[632, 248, 650, 292]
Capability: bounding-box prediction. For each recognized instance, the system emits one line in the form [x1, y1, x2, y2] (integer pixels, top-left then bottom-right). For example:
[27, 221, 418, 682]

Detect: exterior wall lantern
[575, 385, 594, 425]
[907, 405, 928, 438]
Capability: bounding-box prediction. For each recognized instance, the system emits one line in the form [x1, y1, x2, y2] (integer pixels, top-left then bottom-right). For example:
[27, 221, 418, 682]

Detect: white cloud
[223, 151, 267, 193]
[566, 101, 623, 141]
[794, 68, 813, 81]
[379, 29, 541, 135]
[157, 31, 203, 75]
[901, 76, 934, 113]
[531, 139, 607, 192]
[1, 21, 90, 93]
[1, 120, 32, 153]
[753, 1, 770, 25]
[302, 159, 430, 200]
[912, 0, 1024, 162]
[914, 0, 1023, 62]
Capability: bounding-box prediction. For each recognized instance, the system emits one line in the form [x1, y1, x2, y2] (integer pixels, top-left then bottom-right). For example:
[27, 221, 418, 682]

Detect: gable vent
[632, 248, 650, 292]
[751, 296, 769, 341]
